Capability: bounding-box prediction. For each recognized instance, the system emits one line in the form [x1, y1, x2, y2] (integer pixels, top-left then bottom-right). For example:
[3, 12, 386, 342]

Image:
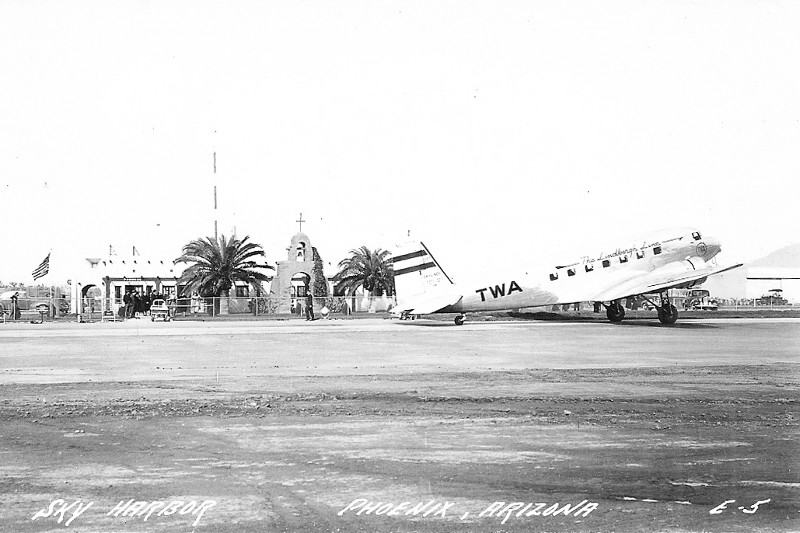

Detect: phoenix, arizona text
[338, 498, 598, 524]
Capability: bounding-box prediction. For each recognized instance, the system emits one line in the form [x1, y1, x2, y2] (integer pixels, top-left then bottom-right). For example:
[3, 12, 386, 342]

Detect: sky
[1, 0, 798, 285]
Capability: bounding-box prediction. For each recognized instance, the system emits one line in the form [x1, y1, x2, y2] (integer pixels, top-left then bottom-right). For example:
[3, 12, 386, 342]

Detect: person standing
[123, 290, 133, 319]
[132, 290, 142, 318]
[143, 291, 152, 316]
[10, 292, 21, 320]
[305, 286, 315, 321]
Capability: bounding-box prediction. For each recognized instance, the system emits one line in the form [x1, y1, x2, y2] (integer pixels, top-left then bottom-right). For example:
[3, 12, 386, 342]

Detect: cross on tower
[296, 213, 306, 232]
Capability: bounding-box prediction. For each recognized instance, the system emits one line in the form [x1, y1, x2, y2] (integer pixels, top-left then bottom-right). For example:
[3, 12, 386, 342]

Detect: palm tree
[175, 234, 274, 314]
[333, 246, 394, 302]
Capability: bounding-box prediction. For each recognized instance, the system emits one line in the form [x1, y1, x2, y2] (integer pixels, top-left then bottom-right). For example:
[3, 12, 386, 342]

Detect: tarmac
[0, 316, 798, 532]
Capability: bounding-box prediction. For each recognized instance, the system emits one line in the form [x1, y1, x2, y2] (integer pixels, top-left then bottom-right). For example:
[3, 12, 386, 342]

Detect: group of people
[122, 290, 166, 319]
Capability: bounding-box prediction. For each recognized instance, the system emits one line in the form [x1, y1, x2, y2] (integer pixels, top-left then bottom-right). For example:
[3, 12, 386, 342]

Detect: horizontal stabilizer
[394, 293, 462, 316]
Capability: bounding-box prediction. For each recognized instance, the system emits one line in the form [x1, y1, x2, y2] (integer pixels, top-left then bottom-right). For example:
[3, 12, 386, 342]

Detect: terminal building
[66, 228, 336, 316]
[67, 251, 189, 315]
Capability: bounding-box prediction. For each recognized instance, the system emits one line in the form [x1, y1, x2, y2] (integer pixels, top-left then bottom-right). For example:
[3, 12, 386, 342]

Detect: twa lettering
[476, 280, 523, 301]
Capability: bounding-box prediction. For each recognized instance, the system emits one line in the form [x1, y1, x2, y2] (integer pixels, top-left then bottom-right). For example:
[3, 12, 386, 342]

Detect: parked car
[0, 290, 70, 317]
[683, 289, 719, 311]
[757, 289, 789, 306]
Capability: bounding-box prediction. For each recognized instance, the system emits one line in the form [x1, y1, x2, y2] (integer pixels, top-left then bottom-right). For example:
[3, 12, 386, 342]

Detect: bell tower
[269, 214, 317, 313]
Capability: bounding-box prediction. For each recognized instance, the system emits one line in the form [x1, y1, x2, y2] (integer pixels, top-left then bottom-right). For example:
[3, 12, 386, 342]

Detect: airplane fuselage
[443, 228, 722, 313]
[392, 227, 738, 325]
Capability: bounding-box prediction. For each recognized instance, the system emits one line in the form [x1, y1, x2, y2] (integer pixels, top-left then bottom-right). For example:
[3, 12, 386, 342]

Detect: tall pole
[213, 152, 218, 241]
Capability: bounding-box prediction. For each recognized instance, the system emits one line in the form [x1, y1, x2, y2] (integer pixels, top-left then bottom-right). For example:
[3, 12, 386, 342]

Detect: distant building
[68, 254, 188, 315]
[703, 243, 800, 303]
[744, 267, 800, 303]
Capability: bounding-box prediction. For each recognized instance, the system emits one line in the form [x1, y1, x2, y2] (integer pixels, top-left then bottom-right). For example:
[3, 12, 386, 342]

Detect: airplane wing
[587, 262, 743, 303]
[394, 292, 463, 315]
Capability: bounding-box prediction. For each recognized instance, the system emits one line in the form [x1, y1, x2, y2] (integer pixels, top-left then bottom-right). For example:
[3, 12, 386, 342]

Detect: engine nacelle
[685, 257, 708, 271]
[665, 259, 709, 289]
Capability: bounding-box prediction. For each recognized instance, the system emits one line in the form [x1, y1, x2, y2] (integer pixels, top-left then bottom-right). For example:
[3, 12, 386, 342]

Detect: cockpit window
[692, 231, 701, 240]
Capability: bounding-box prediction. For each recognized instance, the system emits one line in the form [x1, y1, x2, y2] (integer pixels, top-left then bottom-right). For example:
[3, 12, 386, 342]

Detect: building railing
[168, 295, 396, 318]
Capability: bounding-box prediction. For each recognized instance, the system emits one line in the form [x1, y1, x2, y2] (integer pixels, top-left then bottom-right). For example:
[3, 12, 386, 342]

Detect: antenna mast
[213, 152, 218, 240]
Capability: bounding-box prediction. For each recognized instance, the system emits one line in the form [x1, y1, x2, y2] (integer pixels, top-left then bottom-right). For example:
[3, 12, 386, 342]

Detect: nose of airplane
[703, 236, 721, 259]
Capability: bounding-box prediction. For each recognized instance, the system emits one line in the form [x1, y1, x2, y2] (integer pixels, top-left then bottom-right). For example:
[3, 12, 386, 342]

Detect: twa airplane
[391, 228, 741, 325]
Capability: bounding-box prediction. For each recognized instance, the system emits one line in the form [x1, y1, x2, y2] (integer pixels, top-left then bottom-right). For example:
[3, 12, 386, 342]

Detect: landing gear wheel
[606, 301, 625, 323]
[454, 314, 466, 326]
[657, 304, 678, 325]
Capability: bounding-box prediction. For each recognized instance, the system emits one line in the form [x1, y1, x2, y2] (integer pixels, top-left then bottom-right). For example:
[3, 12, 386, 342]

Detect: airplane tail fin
[392, 241, 454, 301]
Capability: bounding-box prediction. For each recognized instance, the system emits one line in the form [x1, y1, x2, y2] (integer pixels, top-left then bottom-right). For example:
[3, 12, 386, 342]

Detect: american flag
[32, 253, 50, 280]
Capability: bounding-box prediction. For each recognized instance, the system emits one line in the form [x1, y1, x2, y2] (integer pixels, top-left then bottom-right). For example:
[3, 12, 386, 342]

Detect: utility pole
[213, 152, 218, 241]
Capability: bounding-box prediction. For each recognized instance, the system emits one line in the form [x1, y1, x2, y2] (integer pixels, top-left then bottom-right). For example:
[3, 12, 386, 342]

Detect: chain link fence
[0, 295, 397, 322]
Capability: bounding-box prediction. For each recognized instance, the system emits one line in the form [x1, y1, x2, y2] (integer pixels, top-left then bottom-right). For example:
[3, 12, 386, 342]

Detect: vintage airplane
[391, 228, 741, 325]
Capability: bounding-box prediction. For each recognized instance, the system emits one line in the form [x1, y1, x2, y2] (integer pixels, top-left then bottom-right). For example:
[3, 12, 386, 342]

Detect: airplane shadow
[507, 312, 719, 329]
[395, 317, 719, 329]
[607, 320, 719, 330]
[395, 320, 457, 327]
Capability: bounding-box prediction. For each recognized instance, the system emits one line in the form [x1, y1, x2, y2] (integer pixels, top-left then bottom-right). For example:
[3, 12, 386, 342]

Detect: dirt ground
[0, 317, 798, 532]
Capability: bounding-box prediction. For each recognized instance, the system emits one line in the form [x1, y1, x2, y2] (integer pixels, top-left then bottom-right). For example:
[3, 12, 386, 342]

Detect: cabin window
[585, 264, 594, 272]
[692, 231, 701, 240]
[636, 250, 645, 259]
[602, 259, 610, 268]
[549, 273, 558, 281]
[653, 246, 662, 255]
[619, 255, 628, 263]
[567, 268, 576, 277]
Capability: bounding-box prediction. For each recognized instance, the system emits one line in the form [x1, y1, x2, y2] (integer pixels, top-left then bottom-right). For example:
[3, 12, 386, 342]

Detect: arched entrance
[290, 272, 310, 314]
[81, 284, 102, 315]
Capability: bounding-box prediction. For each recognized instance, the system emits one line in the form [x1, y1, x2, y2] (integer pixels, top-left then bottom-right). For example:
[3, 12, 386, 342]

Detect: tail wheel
[606, 301, 625, 323]
[454, 314, 466, 326]
[658, 304, 678, 325]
